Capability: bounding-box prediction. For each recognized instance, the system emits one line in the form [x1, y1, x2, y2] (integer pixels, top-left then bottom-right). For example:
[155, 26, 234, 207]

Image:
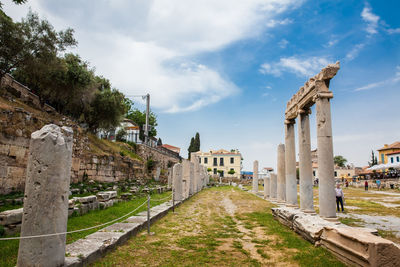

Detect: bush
[146, 158, 155, 171]
[116, 128, 127, 142]
[126, 141, 137, 151]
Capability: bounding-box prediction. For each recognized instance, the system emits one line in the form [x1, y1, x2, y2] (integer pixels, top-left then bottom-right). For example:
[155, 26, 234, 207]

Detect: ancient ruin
[283, 61, 340, 218]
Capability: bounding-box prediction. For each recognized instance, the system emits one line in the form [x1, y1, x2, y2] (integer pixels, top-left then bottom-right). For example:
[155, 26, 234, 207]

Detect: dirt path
[93, 187, 344, 267]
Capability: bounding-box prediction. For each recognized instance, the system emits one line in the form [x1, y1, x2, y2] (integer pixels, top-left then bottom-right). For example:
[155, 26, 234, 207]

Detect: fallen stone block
[292, 213, 339, 244]
[271, 207, 302, 229]
[75, 195, 97, 204]
[96, 191, 117, 201]
[0, 208, 23, 225]
[120, 193, 132, 200]
[320, 226, 400, 267]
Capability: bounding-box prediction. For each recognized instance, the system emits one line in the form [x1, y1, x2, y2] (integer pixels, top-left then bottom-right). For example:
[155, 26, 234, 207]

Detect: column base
[301, 209, 316, 214]
[285, 203, 299, 208]
[321, 216, 339, 222]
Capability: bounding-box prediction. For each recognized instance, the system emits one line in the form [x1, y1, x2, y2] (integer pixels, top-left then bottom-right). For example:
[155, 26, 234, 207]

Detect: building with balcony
[194, 149, 242, 179]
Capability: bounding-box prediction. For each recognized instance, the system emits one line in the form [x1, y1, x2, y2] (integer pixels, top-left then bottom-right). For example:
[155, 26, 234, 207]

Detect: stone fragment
[0, 208, 23, 225]
[96, 191, 117, 201]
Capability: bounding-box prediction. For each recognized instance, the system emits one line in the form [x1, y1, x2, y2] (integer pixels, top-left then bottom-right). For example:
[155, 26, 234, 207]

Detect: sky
[3, 0, 400, 171]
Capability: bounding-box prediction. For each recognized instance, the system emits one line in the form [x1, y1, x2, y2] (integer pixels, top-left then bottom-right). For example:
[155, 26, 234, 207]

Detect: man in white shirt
[335, 184, 344, 212]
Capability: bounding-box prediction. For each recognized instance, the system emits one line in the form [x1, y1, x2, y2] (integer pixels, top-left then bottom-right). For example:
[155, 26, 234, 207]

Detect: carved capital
[284, 119, 296, 125]
[313, 92, 333, 102]
[298, 108, 312, 116]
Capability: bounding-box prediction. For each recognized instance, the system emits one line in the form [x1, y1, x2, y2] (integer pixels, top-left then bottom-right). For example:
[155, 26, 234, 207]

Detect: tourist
[376, 179, 381, 190]
[335, 184, 345, 212]
[365, 180, 368, 191]
[345, 180, 349, 188]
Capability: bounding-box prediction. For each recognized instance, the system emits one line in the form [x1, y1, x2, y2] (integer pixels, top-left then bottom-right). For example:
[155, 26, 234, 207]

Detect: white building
[97, 118, 140, 143]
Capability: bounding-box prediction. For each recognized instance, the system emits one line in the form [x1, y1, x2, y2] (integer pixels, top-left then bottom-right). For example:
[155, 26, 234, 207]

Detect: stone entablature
[285, 62, 340, 120]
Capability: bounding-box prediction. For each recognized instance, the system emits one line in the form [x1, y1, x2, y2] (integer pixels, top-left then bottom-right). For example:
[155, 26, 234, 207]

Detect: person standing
[365, 180, 369, 191]
[335, 184, 345, 212]
[376, 179, 381, 190]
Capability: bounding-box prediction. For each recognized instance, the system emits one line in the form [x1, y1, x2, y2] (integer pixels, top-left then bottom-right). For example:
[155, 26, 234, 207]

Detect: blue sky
[4, 0, 400, 170]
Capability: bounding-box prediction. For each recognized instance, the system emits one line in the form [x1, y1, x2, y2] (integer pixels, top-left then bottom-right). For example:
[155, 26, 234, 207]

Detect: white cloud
[387, 28, 400, 34]
[266, 18, 293, 28]
[325, 39, 338, 47]
[345, 43, 366, 61]
[278, 38, 289, 48]
[260, 56, 331, 77]
[361, 6, 380, 35]
[354, 66, 400, 91]
[3, 0, 301, 113]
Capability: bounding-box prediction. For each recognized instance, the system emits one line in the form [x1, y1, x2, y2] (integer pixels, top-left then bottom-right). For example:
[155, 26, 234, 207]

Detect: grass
[339, 216, 365, 227]
[93, 186, 344, 267]
[0, 191, 171, 267]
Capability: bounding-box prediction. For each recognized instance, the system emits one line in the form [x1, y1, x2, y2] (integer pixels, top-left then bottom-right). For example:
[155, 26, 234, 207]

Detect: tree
[157, 138, 162, 146]
[1, 11, 76, 81]
[188, 137, 195, 159]
[0, 0, 26, 10]
[194, 132, 200, 152]
[369, 150, 378, 166]
[228, 169, 235, 175]
[334, 155, 347, 167]
[126, 108, 157, 141]
[87, 88, 130, 132]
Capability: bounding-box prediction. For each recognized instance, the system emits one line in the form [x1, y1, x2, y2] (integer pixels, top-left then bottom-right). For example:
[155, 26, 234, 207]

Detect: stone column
[17, 124, 73, 267]
[167, 167, 173, 188]
[173, 163, 183, 202]
[252, 160, 259, 194]
[183, 160, 193, 198]
[277, 144, 286, 203]
[270, 173, 277, 200]
[285, 120, 297, 207]
[264, 173, 270, 199]
[315, 90, 336, 219]
[298, 109, 314, 212]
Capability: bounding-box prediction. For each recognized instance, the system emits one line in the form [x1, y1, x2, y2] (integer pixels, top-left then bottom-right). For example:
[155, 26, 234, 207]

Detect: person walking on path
[376, 179, 381, 190]
[365, 180, 368, 191]
[335, 184, 345, 212]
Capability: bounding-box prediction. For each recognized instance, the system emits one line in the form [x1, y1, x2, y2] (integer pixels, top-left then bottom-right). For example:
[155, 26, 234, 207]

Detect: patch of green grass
[0, 191, 172, 267]
[233, 240, 243, 249]
[256, 248, 270, 259]
[245, 212, 345, 267]
[339, 216, 365, 227]
[0, 203, 23, 213]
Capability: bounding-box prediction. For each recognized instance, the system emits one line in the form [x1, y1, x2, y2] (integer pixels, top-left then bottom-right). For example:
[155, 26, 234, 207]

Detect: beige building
[194, 149, 242, 179]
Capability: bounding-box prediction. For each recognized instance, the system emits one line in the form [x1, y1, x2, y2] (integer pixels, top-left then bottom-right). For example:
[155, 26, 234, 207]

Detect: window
[199, 157, 201, 164]
[348, 173, 350, 176]
[334, 171, 337, 177]
[220, 157, 224, 166]
[230, 157, 234, 164]
[313, 171, 316, 176]
[397, 156, 399, 162]
[204, 157, 208, 164]
[381, 154, 385, 164]
[230, 168, 234, 171]
[213, 158, 217, 166]
[391, 157, 394, 163]
[213, 168, 217, 174]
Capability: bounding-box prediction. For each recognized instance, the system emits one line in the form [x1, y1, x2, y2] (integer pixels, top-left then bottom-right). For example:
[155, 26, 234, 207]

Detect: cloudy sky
[4, 0, 400, 170]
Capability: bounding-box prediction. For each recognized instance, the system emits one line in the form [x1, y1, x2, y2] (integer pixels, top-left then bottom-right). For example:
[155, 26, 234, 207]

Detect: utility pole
[144, 93, 150, 145]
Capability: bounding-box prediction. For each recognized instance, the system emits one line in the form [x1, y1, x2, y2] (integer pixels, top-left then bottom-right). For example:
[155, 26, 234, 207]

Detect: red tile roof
[377, 142, 400, 151]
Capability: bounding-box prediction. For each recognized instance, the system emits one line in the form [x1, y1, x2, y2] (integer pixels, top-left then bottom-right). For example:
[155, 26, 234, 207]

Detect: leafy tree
[87, 88, 130, 132]
[126, 108, 157, 141]
[0, 0, 26, 10]
[228, 169, 235, 175]
[207, 168, 212, 172]
[1, 11, 76, 82]
[334, 155, 347, 168]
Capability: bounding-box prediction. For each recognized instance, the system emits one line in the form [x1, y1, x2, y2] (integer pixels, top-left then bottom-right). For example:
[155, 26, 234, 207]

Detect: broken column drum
[252, 160, 259, 193]
[284, 62, 340, 219]
[270, 173, 277, 200]
[264, 173, 270, 199]
[17, 124, 74, 267]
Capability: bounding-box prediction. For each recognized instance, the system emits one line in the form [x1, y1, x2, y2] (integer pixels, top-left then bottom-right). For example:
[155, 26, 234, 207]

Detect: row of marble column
[260, 94, 336, 219]
[172, 155, 209, 202]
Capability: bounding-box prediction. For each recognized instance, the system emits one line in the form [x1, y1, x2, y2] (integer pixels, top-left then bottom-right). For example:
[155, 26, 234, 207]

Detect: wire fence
[0, 193, 173, 241]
